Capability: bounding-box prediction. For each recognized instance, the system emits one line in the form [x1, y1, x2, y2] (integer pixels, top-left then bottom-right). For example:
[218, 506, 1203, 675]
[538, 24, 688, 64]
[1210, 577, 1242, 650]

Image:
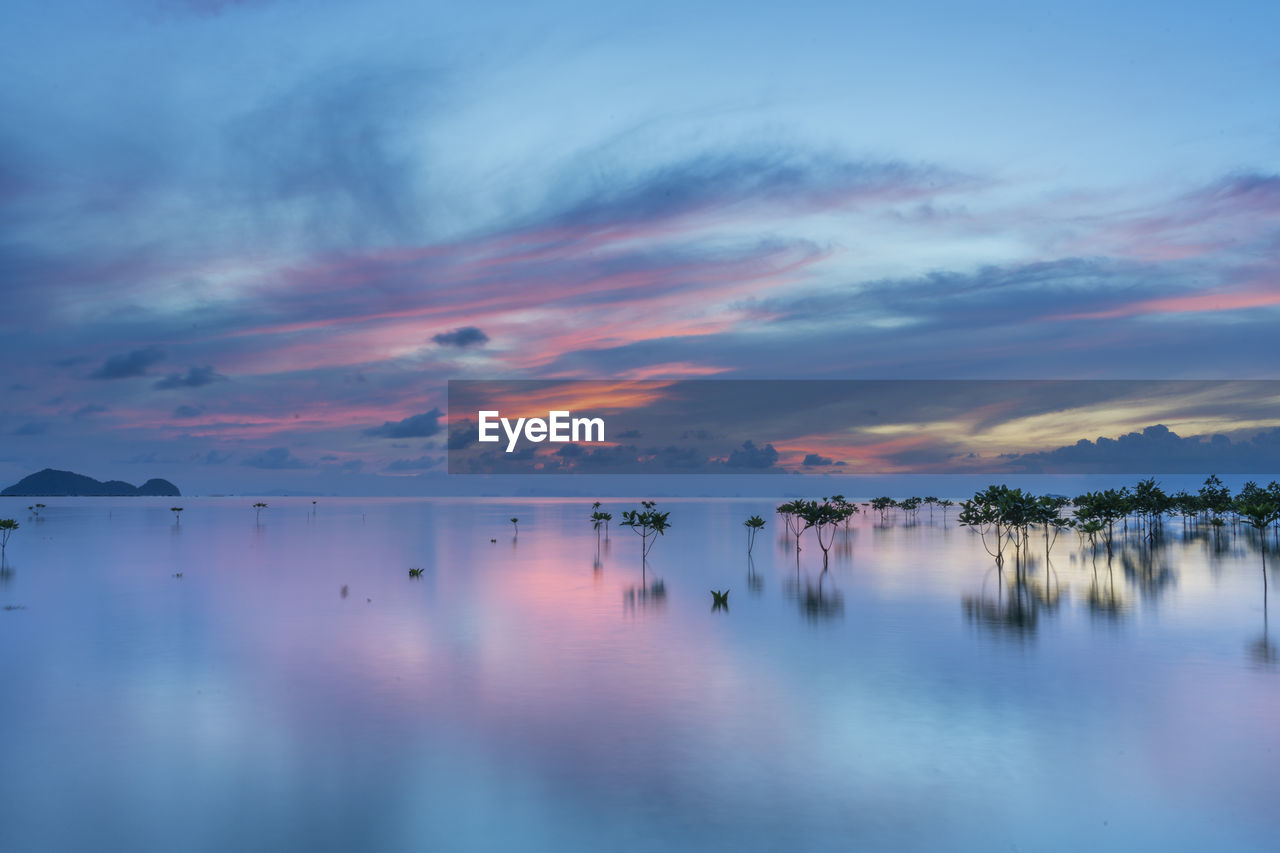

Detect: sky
[1, 0, 1278, 494]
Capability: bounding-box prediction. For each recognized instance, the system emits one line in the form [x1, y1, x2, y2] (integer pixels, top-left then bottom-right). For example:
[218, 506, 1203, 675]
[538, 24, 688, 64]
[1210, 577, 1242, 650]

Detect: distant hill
[1, 468, 180, 497]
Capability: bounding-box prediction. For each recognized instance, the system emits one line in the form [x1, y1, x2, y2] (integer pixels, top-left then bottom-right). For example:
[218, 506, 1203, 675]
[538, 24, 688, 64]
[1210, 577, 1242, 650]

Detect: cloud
[173, 404, 206, 418]
[243, 447, 310, 469]
[153, 365, 228, 389]
[72, 404, 108, 418]
[13, 422, 47, 435]
[363, 408, 443, 438]
[89, 346, 165, 379]
[223, 64, 434, 246]
[431, 326, 489, 348]
[725, 440, 779, 469]
[547, 149, 965, 232]
[999, 423, 1280, 474]
[802, 453, 844, 467]
[384, 456, 441, 471]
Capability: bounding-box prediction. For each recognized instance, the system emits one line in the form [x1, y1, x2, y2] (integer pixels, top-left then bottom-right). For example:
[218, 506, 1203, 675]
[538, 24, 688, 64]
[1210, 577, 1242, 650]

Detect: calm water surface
[1, 497, 1276, 852]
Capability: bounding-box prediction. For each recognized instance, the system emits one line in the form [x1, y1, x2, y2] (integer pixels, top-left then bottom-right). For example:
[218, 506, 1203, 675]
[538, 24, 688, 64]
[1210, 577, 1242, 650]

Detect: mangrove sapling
[0, 519, 17, 561]
[924, 496, 939, 523]
[592, 510, 613, 551]
[510, 517, 519, 536]
[899, 497, 923, 522]
[619, 500, 671, 565]
[710, 589, 729, 611]
[777, 500, 812, 550]
[1034, 496, 1071, 561]
[409, 567, 424, 579]
[799, 498, 857, 569]
[744, 515, 766, 556]
[170, 507, 183, 526]
[938, 499, 954, 525]
[1236, 497, 1280, 583]
[830, 495, 859, 535]
[870, 497, 896, 523]
[959, 487, 1012, 568]
[253, 502, 268, 523]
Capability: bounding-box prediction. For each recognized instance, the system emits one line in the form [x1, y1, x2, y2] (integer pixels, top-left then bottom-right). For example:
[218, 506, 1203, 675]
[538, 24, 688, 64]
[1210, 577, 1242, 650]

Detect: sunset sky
[2, 0, 1278, 493]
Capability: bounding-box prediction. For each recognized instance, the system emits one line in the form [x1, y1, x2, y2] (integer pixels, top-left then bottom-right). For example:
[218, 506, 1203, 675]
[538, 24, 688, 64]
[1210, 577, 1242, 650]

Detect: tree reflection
[785, 569, 844, 624]
[1085, 552, 1127, 621]
[963, 567, 1038, 640]
[1119, 539, 1177, 602]
[623, 578, 667, 613]
[1248, 542, 1275, 669]
[746, 556, 763, 594]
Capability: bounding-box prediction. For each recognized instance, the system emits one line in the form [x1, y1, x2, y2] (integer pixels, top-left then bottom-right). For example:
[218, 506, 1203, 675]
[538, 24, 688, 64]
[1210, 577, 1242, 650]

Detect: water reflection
[3, 497, 1279, 853]
[746, 556, 763, 594]
[1085, 552, 1127, 620]
[785, 570, 844, 623]
[623, 579, 667, 612]
[963, 588, 1035, 638]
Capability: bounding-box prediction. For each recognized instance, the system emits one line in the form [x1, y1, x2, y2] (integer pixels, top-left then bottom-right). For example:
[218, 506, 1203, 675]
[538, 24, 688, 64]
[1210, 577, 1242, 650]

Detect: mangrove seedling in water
[1236, 494, 1280, 577]
[170, 507, 183, 526]
[744, 515, 766, 556]
[776, 500, 812, 550]
[620, 500, 670, 564]
[938, 499, 955, 525]
[799, 497, 858, 568]
[409, 567, 424, 579]
[510, 517, 519, 535]
[711, 589, 729, 611]
[870, 497, 897, 523]
[252, 502, 268, 523]
[0, 519, 18, 561]
[591, 510, 613, 548]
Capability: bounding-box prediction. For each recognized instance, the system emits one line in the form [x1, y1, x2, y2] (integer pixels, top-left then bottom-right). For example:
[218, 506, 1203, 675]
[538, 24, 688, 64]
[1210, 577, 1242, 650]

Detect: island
[1, 468, 181, 497]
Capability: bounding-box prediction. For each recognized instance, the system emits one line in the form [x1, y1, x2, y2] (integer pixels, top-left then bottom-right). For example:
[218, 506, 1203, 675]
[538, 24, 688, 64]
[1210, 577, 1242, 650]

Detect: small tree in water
[1236, 492, 1280, 582]
[744, 515, 766, 556]
[620, 500, 671, 565]
[510, 517, 519, 535]
[776, 500, 811, 550]
[798, 497, 858, 569]
[170, 507, 183, 527]
[252, 502, 268, 523]
[0, 519, 17, 561]
[591, 510, 613, 549]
